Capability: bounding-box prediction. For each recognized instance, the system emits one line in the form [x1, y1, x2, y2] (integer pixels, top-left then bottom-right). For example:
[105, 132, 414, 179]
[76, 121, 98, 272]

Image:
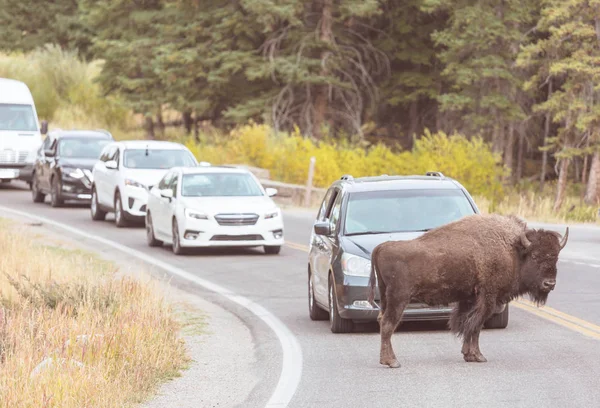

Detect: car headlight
[185, 208, 208, 220]
[63, 168, 85, 179]
[341, 253, 371, 277]
[124, 179, 146, 189]
[264, 209, 280, 219]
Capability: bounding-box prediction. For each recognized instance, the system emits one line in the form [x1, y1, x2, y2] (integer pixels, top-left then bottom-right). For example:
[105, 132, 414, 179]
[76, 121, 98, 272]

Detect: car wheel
[264, 245, 281, 255]
[114, 192, 128, 228]
[484, 304, 509, 329]
[328, 274, 354, 333]
[146, 212, 163, 247]
[90, 188, 107, 221]
[308, 267, 328, 321]
[50, 176, 64, 207]
[172, 218, 185, 255]
[31, 173, 45, 203]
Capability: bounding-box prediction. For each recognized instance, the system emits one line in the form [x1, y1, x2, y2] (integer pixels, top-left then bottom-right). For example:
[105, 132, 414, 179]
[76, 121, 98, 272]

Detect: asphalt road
[1, 182, 600, 408]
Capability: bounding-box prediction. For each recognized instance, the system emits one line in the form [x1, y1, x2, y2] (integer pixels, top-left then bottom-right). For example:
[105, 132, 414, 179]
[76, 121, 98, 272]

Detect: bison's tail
[367, 248, 379, 308]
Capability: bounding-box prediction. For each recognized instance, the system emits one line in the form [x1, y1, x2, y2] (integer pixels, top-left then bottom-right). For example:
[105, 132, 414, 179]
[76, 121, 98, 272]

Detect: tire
[171, 218, 185, 255]
[328, 275, 354, 333]
[114, 192, 129, 228]
[264, 245, 281, 255]
[90, 187, 107, 221]
[484, 304, 509, 329]
[50, 176, 64, 207]
[308, 267, 328, 321]
[146, 212, 163, 247]
[31, 173, 45, 203]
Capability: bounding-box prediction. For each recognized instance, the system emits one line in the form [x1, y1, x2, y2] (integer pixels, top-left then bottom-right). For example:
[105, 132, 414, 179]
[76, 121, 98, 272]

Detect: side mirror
[44, 149, 54, 157]
[314, 221, 331, 236]
[160, 189, 174, 200]
[40, 120, 48, 135]
[265, 187, 278, 197]
[105, 160, 118, 170]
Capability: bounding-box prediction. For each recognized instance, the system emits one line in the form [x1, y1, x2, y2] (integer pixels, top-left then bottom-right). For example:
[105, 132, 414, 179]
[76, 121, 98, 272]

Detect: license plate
[0, 169, 19, 179]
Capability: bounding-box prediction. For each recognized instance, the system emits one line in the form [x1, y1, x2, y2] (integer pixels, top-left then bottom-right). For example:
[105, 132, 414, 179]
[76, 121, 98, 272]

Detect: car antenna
[145, 144, 149, 156]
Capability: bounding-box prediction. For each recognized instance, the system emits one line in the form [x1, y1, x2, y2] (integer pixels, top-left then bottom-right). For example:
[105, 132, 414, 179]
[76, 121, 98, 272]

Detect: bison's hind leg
[379, 296, 408, 369]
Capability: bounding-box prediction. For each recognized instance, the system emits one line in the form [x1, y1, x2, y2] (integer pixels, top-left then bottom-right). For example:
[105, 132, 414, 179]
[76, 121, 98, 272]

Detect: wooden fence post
[304, 157, 316, 207]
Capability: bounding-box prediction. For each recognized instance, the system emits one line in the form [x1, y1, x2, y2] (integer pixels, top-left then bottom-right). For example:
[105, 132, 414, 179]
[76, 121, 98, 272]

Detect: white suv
[90, 140, 198, 227]
[145, 166, 284, 255]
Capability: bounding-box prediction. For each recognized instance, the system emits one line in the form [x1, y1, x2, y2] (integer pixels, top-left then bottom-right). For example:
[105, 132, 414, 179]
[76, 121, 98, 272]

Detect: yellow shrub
[182, 124, 506, 203]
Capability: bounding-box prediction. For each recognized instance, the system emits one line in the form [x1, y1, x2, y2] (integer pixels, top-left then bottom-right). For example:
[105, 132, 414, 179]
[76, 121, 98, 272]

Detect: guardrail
[228, 159, 326, 208]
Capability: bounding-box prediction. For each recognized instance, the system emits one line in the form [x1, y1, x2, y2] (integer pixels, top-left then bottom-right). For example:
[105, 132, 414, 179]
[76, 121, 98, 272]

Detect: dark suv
[307, 172, 509, 333]
[31, 129, 114, 207]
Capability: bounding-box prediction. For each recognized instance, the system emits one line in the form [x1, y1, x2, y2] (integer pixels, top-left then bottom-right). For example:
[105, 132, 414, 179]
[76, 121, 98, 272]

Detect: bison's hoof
[463, 353, 487, 363]
[380, 359, 401, 368]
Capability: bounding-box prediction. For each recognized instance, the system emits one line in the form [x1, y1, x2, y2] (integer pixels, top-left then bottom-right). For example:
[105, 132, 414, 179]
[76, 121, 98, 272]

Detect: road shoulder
[1, 212, 259, 408]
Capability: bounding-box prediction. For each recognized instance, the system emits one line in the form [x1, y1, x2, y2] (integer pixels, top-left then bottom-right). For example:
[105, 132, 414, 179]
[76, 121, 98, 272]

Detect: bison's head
[517, 227, 569, 305]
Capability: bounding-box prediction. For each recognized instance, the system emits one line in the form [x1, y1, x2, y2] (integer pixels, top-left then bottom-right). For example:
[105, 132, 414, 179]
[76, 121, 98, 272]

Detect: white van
[0, 78, 45, 185]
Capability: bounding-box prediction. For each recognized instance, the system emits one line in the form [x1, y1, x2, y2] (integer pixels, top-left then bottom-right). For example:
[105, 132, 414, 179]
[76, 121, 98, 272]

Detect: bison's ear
[516, 230, 533, 256]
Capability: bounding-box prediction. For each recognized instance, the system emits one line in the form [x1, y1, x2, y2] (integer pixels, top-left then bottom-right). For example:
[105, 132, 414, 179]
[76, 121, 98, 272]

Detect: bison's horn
[559, 227, 569, 250]
[520, 232, 532, 249]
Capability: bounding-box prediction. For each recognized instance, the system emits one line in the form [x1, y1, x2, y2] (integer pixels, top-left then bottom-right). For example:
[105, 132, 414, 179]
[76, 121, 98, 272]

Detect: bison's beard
[528, 287, 550, 306]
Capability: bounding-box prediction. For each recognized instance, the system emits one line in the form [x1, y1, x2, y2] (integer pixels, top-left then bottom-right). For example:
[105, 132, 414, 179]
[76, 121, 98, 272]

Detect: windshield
[123, 149, 196, 169]
[0, 104, 37, 132]
[344, 189, 475, 235]
[181, 173, 264, 197]
[58, 138, 111, 159]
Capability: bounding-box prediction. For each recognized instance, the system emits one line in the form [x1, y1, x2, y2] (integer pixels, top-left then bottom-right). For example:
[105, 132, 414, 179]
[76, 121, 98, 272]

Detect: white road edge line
[0, 206, 302, 408]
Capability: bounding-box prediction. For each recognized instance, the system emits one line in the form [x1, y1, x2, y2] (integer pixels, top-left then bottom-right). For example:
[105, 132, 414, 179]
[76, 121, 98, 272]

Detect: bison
[367, 214, 568, 368]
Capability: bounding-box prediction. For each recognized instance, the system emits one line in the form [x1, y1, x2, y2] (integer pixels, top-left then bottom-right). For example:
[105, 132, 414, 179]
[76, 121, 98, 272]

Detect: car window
[0, 103, 37, 131]
[343, 188, 476, 236]
[58, 138, 111, 159]
[181, 172, 264, 197]
[324, 189, 340, 219]
[101, 146, 117, 163]
[169, 174, 179, 197]
[158, 171, 175, 190]
[329, 191, 343, 233]
[123, 149, 196, 169]
[318, 188, 335, 221]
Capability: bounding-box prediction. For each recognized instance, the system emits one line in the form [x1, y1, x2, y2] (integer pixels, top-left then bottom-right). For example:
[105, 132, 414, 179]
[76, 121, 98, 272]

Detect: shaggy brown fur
[367, 214, 568, 368]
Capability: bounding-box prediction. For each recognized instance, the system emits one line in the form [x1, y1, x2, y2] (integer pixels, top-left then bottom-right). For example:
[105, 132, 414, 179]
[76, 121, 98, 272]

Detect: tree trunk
[156, 107, 165, 139]
[312, 0, 333, 140]
[408, 100, 419, 148]
[540, 81, 553, 191]
[193, 111, 200, 141]
[585, 151, 600, 205]
[503, 122, 515, 183]
[183, 111, 193, 135]
[553, 156, 570, 212]
[144, 115, 155, 140]
[516, 123, 525, 182]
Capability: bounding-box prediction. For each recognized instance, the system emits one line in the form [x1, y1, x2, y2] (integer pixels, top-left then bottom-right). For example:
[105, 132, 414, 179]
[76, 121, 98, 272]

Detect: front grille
[0, 149, 28, 164]
[214, 213, 259, 226]
[210, 234, 263, 241]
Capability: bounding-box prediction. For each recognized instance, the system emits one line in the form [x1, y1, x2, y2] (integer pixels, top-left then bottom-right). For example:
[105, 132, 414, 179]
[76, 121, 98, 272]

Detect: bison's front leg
[460, 292, 496, 363]
[379, 299, 408, 368]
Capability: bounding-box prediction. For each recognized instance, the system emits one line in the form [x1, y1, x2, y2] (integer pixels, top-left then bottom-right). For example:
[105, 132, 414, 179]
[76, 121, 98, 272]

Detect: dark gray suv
[307, 172, 509, 333]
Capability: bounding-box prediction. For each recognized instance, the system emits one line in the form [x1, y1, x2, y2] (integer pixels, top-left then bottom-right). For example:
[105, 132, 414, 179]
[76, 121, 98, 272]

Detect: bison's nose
[543, 279, 556, 291]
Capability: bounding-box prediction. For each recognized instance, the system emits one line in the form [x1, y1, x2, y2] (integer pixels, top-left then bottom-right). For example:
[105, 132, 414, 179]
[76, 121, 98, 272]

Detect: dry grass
[0, 221, 189, 408]
[474, 192, 600, 224]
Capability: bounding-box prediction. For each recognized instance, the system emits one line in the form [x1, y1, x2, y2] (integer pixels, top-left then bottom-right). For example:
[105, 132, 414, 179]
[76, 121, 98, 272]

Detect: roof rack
[340, 174, 354, 181]
[425, 171, 445, 178]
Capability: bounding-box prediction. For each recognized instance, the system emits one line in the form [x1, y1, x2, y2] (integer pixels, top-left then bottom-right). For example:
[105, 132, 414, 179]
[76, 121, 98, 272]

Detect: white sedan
[145, 166, 284, 255]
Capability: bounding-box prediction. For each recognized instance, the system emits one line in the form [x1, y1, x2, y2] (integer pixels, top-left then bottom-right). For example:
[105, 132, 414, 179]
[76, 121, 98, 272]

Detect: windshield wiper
[345, 231, 390, 236]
